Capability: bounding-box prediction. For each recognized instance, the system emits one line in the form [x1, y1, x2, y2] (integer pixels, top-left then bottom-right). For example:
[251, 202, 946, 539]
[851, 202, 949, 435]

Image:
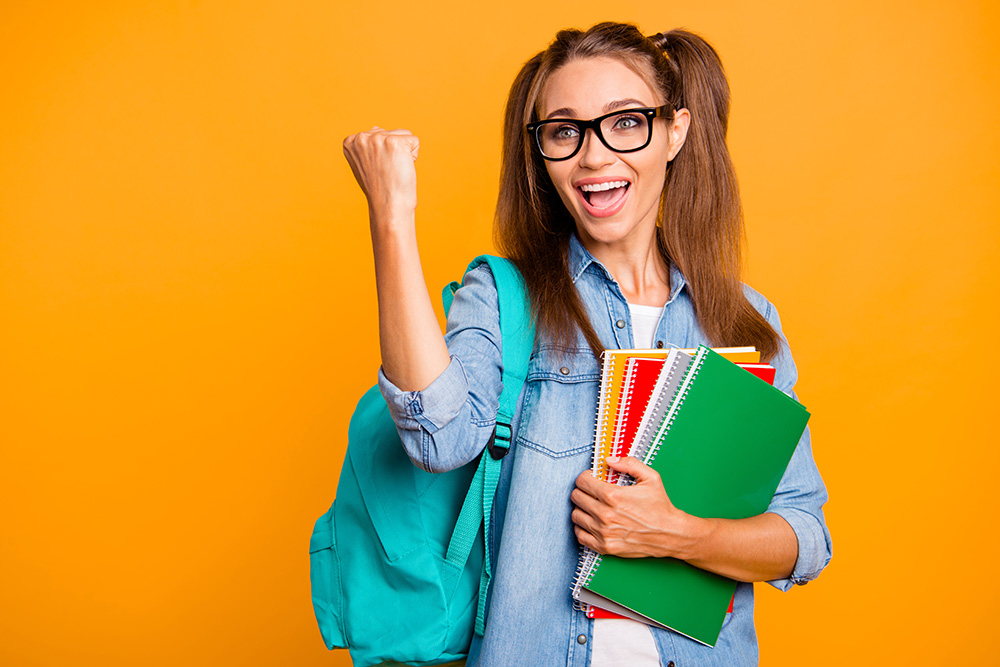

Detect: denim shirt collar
[566, 232, 688, 306]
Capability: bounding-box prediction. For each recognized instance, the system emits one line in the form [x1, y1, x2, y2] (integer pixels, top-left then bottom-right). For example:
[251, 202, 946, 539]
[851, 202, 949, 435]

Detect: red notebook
[608, 357, 666, 484]
[736, 363, 776, 385]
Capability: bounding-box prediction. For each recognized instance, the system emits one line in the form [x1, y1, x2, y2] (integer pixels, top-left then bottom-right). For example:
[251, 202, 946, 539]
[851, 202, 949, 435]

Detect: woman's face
[538, 56, 688, 252]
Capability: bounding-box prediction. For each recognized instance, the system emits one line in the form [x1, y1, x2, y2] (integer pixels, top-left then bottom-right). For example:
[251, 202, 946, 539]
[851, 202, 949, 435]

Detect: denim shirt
[378, 235, 832, 667]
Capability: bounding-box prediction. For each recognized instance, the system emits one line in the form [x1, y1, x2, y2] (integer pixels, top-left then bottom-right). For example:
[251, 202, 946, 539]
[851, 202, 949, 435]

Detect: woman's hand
[343, 127, 420, 226]
[571, 456, 702, 560]
[571, 456, 799, 582]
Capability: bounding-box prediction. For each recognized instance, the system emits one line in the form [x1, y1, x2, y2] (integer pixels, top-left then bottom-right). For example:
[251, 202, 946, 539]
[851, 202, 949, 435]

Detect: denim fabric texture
[377, 235, 832, 667]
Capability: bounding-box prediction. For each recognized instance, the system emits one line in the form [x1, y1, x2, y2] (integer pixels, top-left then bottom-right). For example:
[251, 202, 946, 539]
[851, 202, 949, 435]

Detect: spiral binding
[576, 351, 618, 612]
[618, 350, 684, 485]
[591, 352, 619, 479]
[608, 358, 641, 484]
[642, 347, 707, 466]
[570, 546, 605, 608]
[627, 356, 675, 469]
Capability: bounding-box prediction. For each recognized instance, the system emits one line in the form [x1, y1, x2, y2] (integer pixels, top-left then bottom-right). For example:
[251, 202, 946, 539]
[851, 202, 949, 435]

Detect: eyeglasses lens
[536, 111, 650, 159]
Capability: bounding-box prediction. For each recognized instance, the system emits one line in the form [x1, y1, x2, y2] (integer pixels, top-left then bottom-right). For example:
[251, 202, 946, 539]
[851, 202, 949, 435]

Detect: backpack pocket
[309, 505, 346, 650]
[348, 387, 426, 563]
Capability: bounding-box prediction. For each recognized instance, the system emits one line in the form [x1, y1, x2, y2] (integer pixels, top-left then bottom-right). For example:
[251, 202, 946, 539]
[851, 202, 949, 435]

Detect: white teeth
[579, 180, 628, 192]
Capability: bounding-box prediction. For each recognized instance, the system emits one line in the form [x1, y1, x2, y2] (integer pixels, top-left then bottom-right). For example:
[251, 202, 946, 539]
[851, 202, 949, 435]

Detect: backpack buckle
[486, 422, 511, 460]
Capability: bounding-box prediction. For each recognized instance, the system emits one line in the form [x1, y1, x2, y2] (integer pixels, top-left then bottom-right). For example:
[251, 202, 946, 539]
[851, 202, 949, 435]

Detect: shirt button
[666, 662, 675, 667]
[560, 366, 570, 375]
[656, 341, 664, 349]
[577, 634, 587, 645]
[616, 319, 626, 329]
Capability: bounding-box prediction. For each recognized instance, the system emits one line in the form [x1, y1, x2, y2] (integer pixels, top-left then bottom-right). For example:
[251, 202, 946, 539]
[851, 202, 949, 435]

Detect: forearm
[370, 212, 450, 391]
[376, 264, 506, 473]
[343, 126, 450, 391]
[574, 458, 799, 583]
[679, 512, 797, 583]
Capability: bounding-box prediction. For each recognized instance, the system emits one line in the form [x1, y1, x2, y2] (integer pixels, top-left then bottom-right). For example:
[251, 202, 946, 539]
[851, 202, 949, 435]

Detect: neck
[577, 228, 670, 306]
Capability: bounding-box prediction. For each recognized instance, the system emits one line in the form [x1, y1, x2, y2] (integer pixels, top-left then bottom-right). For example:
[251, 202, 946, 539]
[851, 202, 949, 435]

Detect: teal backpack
[309, 256, 534, 667]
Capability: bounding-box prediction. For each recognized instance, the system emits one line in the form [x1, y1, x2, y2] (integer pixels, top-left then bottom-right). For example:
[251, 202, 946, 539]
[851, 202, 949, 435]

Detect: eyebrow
[544, 98, 650, 120]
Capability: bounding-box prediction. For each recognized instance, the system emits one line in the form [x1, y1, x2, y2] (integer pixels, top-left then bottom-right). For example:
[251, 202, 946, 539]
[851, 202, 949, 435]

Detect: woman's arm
[342, 127, 450, 391]
[345, 128, 506, 473]
[571, 455, 798, 582]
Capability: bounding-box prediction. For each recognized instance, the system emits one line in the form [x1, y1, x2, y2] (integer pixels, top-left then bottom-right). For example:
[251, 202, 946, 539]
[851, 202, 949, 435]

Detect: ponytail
[653, 29, 781, 361]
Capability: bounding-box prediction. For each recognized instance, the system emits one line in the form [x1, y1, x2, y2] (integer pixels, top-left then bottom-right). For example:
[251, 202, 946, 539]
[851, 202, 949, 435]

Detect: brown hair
[494, 22, 781, 361]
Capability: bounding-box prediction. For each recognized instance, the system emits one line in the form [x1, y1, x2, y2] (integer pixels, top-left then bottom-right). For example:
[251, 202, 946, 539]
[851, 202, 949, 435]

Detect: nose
[577, 127, 615, 169]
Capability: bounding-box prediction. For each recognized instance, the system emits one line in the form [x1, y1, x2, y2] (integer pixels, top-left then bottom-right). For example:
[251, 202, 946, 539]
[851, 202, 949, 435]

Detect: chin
[575, 218, 642, 246]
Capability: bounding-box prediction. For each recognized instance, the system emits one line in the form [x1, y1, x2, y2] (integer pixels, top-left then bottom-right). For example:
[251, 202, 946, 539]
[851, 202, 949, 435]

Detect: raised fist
[343, 127, 420, 221]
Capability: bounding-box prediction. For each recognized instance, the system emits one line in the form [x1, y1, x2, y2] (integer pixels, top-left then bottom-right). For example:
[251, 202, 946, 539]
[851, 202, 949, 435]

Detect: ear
[666, 108, 691, 161]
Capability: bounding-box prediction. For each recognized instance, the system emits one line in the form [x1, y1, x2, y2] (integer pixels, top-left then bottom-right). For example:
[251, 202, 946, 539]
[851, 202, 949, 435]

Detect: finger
[575, 473, 622, 506]
[572, 511, 607, 548]
[574, 524, 597, 550]
[343, 132, 359, 151]
[386, 132, 419, 160]
[574, 470, 602, 494]
[571, 507, 599, 532]
[570, 487, 604, 516]
[369, 131, 419, 161]
[605, 456, 659, 484]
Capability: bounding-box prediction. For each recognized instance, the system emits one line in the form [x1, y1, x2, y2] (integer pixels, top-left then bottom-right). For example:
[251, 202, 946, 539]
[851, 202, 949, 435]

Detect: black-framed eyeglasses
[526, 106, 671, 161]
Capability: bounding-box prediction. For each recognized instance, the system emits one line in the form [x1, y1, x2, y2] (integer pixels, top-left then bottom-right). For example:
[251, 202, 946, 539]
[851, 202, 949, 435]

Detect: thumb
[605, 455, 657, 482]
[384, 129, 420, 160]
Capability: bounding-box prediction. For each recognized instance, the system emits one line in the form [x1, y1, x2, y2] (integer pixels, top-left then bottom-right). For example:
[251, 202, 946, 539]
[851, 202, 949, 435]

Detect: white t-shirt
[590, 302, 665, 666]
[627, 303, 665, 350]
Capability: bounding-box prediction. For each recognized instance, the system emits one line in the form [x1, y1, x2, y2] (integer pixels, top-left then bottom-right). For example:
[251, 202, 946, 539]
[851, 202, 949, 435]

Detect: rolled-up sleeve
[754, 295, 833, 591]
[378, 357, 470, 434]
[766, 423, 832, 591]
[376, 264, 505, 474]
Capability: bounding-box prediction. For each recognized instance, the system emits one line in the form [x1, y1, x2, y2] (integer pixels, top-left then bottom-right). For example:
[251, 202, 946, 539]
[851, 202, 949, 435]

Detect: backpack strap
[440, 255, 534, 636]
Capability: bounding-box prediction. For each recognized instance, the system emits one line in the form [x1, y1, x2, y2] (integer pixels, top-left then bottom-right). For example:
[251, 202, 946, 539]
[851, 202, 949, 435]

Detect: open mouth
[579, 180, 630, 210]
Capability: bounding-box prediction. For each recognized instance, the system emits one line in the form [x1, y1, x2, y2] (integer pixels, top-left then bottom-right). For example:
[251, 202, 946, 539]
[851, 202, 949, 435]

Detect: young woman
[343, 22, 831, 667]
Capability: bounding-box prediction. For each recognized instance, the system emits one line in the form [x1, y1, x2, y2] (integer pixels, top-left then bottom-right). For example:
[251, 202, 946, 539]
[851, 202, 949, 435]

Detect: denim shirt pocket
[515, 345, 601, 459]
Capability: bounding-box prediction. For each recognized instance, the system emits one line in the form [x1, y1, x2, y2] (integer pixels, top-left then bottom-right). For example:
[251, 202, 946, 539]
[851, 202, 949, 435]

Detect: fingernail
[605, 456, 619, 463]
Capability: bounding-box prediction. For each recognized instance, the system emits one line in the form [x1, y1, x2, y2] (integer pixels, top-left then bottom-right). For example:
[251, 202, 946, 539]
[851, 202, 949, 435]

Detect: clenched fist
[343, 127, 420, 225]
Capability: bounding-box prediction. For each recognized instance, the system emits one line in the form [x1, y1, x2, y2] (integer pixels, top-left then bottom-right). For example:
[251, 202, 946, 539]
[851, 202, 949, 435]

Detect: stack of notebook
[571, 345, 808, 647]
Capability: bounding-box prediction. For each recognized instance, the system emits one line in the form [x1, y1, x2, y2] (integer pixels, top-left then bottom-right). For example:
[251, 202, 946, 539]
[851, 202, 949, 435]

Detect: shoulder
[741, 283, 799, 394]
[442, 261, 502, 354]
[741, 283, 781, 330]
[462, 262, 498, 291]
[449, 263, 500, 323]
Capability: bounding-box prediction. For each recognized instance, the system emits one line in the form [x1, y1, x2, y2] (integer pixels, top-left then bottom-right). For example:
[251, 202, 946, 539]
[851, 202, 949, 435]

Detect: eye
[548, 123, 580, 142]
[609, 113, 644, 133]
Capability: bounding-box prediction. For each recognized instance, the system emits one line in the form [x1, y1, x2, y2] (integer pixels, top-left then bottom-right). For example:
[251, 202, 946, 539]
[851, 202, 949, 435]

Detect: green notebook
[577, 346, 810, 647]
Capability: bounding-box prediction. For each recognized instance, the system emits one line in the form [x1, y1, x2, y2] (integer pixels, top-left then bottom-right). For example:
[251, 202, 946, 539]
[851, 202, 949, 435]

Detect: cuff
[377, 357, 470, 434]
[765, 507, 831, 592]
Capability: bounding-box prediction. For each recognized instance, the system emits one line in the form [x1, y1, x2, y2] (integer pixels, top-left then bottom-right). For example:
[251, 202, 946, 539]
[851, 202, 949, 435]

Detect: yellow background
[2, 1, 997, 664]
